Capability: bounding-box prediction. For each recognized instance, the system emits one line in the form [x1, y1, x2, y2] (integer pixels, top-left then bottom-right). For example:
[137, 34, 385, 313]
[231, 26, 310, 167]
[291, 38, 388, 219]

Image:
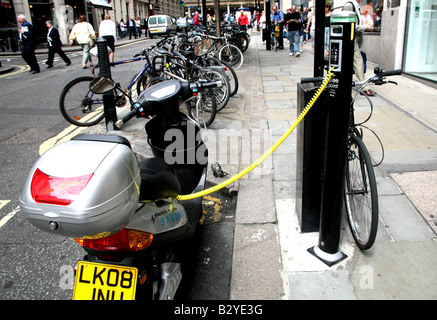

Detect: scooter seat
[72, 134, 132, 148]
[138, 158, 181, 201]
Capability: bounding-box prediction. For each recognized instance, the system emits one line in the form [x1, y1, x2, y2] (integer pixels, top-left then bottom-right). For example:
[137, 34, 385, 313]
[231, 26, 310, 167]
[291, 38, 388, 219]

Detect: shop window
[361, 0, 383, 32]
[403, 0, 437, 83]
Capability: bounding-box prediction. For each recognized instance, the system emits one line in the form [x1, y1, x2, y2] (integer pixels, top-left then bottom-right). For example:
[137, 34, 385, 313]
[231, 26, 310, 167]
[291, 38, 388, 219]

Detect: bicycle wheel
[205, 56, 239, 96]
[142, 76, 166, 90]
[344, 134, 378, 250]
[218, 44, 243, 70]
[59, 76, 105, 126]
[186, 87, 217, 128]
[237, 32, 250, 52]
[132, 73, 154, 98]
[270, 32, 277, 50]
[202, 68, 231, 112]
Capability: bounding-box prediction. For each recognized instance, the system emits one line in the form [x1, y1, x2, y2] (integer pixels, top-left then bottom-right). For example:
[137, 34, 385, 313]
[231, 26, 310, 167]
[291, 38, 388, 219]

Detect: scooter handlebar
[197, 80, 223, 90]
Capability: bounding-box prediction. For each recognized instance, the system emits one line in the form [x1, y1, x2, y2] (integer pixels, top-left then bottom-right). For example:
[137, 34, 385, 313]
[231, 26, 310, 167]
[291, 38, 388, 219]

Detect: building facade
[329, 0, 436, 85]
[2, 0, 436, 84]
[0, 0, 184, 45]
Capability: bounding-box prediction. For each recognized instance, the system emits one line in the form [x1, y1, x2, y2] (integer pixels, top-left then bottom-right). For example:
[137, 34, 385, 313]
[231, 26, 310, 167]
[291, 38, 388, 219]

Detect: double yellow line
[0, 65, 29, 79]
[39, 124, 86, 155]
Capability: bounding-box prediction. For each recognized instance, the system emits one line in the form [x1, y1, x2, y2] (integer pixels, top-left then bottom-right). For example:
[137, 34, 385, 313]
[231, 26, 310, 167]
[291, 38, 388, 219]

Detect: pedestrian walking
[120, 19, 127, 39]
[343, 0, 376, 96]
[285, 5, 302, 56]
[17, 15, 40, 74]
[193, 11, 201, 31]
[135, 17, 142, 37]
[143, 15, 148, 37]
[45, 20, 71, 69]
[99, 15, 116, 63]
[237, 10, 249, 31]
[271, 6, 285, 49]
[128, 18, 136, 39]
[68, 15, 96, 69]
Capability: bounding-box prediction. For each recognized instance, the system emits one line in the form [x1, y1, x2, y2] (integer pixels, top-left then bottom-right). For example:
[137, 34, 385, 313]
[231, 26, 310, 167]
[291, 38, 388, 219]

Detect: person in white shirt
[119, 19, 127, 39]
[99, 14, 117, 62]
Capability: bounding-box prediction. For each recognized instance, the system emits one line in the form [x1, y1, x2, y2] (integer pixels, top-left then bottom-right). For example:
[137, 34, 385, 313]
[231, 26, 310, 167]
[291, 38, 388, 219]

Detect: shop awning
[87, 0, 113, 9]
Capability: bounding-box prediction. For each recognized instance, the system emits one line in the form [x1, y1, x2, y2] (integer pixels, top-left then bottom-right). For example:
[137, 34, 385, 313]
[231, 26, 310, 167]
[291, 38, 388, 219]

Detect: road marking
[0, 65, 29, 78]
[0, 202, 20, 229]
[39, 124, 86, 155]
[0, 200, 10, 210]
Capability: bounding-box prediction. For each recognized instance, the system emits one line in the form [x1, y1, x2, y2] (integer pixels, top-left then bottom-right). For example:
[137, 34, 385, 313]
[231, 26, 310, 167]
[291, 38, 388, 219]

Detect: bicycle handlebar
[380, 69, 402, 77]
[300, 67, 402, 87]
[353, 68, 401, 87]
[300, 77, 324, 84]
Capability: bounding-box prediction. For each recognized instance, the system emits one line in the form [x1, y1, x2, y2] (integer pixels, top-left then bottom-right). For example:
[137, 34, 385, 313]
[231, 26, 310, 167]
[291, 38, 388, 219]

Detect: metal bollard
[96, 38, 118, 131]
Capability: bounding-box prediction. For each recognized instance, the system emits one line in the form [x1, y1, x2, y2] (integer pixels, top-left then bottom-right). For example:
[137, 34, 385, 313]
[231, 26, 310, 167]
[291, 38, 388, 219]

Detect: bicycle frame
[110, 55, 155, 92]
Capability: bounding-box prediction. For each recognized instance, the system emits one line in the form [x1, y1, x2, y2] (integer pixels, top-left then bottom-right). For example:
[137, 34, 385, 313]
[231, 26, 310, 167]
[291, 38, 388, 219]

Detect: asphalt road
[0, 40, 236, 300]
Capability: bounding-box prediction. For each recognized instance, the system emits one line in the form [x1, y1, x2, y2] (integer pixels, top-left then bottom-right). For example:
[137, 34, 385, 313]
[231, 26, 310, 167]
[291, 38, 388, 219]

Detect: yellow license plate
[73, 261, 138, 300]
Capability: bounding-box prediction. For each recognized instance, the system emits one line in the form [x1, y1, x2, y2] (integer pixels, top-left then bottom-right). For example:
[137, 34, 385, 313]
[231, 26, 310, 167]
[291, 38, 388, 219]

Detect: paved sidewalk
[226, 32, 437, 300]
[32, 31, 437, 300]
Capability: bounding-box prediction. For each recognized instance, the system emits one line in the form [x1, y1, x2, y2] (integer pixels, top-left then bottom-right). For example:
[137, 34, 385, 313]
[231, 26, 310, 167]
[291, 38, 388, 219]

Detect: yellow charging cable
[176, 67, 336, 201]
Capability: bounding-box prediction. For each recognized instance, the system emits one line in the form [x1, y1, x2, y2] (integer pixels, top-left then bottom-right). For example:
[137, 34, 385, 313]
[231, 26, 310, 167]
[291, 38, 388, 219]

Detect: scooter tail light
[30, 168, 93, 206]
[74, 229, 154, 252]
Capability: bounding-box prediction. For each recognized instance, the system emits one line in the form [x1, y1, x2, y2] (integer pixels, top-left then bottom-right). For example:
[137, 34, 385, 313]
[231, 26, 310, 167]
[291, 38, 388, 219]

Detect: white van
[148, 15, 177, 38]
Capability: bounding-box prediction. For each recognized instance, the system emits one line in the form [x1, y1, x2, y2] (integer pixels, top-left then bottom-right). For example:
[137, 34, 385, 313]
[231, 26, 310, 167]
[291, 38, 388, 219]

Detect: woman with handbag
[69, 15, 96, 69]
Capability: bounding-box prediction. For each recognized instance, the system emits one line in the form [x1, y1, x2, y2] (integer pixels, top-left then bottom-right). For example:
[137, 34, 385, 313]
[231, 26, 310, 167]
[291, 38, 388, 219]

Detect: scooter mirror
[89, 76, 116, 93]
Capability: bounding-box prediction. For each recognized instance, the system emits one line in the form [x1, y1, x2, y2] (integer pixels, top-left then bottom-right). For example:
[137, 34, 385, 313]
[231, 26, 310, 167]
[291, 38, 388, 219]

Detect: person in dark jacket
[17, 15, 40, 74]
[45, 20, 71, 68]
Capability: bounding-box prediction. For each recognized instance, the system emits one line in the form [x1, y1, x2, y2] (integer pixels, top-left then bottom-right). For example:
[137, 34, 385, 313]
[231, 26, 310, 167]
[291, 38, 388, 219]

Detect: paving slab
[346, 240, 437, 299]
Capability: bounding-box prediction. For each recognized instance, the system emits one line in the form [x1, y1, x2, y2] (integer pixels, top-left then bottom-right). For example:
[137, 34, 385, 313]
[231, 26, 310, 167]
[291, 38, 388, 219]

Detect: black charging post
[96, 38, 118, 131]
[307, 11, 356, 266]
[265, 0, 272, 50]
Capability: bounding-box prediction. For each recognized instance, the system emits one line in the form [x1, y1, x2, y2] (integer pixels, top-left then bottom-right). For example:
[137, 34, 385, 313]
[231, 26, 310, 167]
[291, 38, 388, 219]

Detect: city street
[3, 30, 437, 301]
[0, 39, 236, 300]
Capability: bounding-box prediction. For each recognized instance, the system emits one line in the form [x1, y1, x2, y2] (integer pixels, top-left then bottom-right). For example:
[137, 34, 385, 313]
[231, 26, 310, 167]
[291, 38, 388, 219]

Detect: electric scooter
[20, 78, 222, 300]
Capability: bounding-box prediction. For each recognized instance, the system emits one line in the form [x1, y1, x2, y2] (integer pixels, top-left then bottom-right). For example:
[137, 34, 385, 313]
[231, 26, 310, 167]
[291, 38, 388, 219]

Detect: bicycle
[191, 33, 244, 70]
[59, 47, 157, 127]
[172, 33, 239, 97]
[345, 67, 401, 250]
[149, 42, 230, 114]
[270, 22, 280, 51]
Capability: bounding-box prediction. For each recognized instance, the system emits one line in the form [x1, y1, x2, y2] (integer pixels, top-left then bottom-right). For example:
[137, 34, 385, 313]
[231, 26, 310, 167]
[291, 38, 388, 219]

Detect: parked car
[148, 15, 177, 38]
